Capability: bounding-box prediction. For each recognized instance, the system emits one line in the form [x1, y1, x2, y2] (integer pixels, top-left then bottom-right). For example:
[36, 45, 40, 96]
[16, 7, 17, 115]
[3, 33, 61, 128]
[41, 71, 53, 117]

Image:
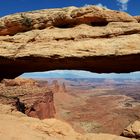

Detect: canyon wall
[0, 78, 56, 119]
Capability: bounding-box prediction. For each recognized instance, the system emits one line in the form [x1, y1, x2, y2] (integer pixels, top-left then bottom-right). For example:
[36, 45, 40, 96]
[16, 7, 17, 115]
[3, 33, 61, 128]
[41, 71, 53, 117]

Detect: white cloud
[84, 3, 108, 9]
[117, 0, 130, 11]
[117, 0, 129, 4]
[96, 3, 108, 9]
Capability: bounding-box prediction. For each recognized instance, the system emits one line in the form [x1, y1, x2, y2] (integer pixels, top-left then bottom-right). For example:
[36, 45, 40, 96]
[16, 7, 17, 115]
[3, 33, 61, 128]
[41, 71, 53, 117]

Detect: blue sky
[0, 0, 140, 17]
[1, 0, 140, 79]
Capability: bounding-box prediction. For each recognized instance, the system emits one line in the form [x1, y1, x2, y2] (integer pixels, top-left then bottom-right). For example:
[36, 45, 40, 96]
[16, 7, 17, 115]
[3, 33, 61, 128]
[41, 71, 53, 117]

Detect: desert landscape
[52, 78, 140, 135]
[1, 77, 140, 138]
[1, 4, 140, 140]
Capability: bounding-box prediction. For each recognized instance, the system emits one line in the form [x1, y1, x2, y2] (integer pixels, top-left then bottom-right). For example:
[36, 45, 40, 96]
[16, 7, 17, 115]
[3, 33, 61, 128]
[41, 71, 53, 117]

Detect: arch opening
[21, 70, 140, 79]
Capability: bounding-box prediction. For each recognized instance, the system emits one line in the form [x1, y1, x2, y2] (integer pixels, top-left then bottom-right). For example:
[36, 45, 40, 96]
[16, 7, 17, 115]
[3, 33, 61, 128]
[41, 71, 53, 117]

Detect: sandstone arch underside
[0, 6, 140, 79]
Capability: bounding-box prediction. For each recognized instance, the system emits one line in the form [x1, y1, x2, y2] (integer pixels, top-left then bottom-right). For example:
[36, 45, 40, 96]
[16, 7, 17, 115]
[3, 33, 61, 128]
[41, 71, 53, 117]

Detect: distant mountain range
[21, 70, 140, 79]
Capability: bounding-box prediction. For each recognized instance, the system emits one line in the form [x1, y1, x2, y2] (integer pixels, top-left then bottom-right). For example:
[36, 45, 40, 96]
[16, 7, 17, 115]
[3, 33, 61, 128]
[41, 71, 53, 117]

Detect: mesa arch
[0, 6, 140, 80]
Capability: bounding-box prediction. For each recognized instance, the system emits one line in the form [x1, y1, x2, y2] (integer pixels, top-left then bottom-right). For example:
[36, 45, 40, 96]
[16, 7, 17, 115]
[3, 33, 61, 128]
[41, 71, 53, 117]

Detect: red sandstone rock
[0, 79, 56, 120]
[2, 78, 38, 86]
[25, 92, 56, 119]
[51, 80, 60, 93]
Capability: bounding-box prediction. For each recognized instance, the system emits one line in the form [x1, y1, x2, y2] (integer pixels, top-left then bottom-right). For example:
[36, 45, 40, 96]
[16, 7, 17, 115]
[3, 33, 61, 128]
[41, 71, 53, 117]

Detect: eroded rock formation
[50, 80, 67, 93]
[0, 6, 140, 79]
[2, 77, 37, 86]
[123, 121, 140, 139]
[51, 80, 60, 92]
[0, 103, 136, 140]
[0, 6, 136, 36]
[0, 78, 56, 119]
[25, 92, 56, 119]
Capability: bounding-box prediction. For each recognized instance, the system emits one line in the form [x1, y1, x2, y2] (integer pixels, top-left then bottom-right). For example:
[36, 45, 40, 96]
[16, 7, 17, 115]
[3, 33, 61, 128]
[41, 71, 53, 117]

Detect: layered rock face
[25, 92, 56, 119]
[0, 78, 56, 119]
[1, 77, 38, 86]
[0, 6, 140, 79]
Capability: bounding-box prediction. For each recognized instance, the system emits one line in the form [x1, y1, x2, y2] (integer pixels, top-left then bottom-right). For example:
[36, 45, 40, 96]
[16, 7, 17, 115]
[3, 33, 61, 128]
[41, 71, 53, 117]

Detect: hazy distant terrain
[21, 70, 140, 79]
[47, 78, 140, 135]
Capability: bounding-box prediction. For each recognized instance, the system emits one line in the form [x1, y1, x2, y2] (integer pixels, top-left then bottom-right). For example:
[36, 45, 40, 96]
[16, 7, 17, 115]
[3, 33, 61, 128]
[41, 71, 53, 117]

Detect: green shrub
[21, 13, 32, 27]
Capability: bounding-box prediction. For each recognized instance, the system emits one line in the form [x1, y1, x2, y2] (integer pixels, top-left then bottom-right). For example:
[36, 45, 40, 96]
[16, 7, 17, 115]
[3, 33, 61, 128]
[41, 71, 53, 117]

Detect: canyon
[1, 77, 140, 140]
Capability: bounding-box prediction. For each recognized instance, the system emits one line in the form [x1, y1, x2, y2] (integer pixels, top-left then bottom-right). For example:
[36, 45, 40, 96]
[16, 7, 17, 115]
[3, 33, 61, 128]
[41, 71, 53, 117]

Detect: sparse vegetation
[76, 121, 102, 133]
[21, 13, 32, 27]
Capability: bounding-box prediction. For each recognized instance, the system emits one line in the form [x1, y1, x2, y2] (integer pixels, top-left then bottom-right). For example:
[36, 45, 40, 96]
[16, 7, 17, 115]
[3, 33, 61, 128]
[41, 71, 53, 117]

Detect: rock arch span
[0, 6, 140, 79]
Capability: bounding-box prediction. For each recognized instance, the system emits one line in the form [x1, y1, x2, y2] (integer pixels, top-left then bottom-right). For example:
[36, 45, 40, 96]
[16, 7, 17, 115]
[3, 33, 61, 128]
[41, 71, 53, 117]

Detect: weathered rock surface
[0, 104, 136, 140]
[25, 92, 56, 119]
[123, 121, 140, 139]
[2, 77, 37, 86]
[0, 6, 140, 79]
[0, 6, 136, 36]
[0, 78, 56, 119]
[134, 16, 140, 23]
